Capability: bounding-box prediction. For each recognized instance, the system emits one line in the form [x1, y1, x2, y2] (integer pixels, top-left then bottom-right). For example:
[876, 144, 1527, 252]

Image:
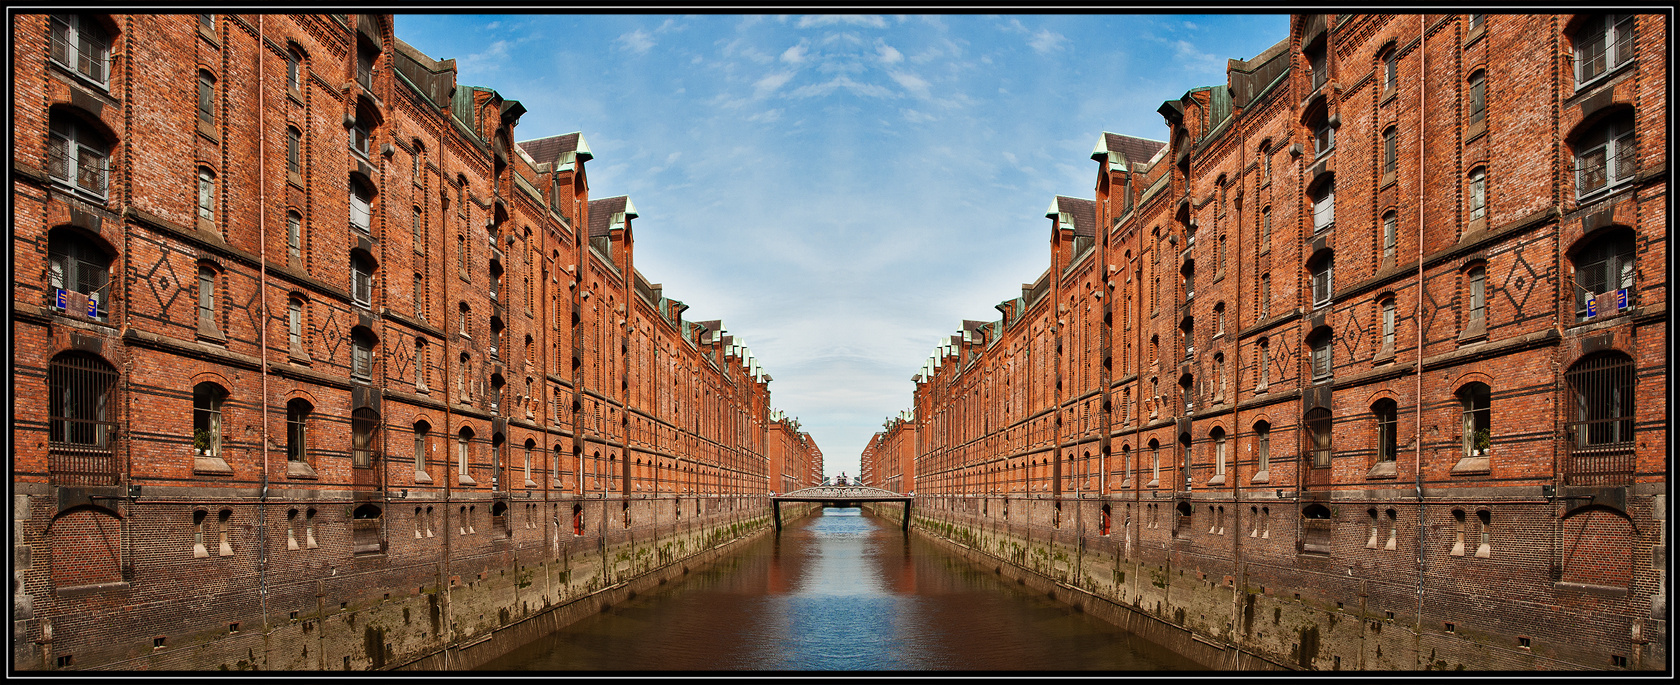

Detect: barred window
[48, 352, 117, 457]
[49, 14, 111, 86]
[1574, 114, 1636, 199]
[47, 229, 111, 320]
[47, 116, 110, 198]
[1306, 408, 1332, 468]
[350, 408, 379, 468]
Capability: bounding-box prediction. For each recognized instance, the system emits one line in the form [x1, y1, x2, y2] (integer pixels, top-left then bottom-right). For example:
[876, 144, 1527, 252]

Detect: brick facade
[12, 13, 820, 670]
[882, 13, 1666, 670]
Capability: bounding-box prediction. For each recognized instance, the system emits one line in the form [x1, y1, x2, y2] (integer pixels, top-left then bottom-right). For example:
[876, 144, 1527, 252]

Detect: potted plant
[193, 429, 211, 456]
[1472, 429, 1491, 456]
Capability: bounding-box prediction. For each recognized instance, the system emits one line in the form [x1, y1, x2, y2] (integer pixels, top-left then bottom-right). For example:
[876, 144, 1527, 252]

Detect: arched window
[48, 228, 111, 320]
[1306, 408, 1332, 468]
[1149, 439, 1161, 486]
[1382, 211, 1398, 265]
[350, 328, 375, 381]
[286, 47, 301, 90]
[1254, 422, 1271, 474]
[1466, 265, 1487, 330]
[196, 264, 219, 335]
[1380, 297, 1397, 354]
[413, 421, 431, 480]
[285, 211, 302, 263]
[523, 438, 536, 486]
[413, 272, 425, 320]
[286, 126, 302, 177]
[349, 177, 372, 233]
[48, 352, 118, 484]
[192, 382, 226, 458]
[47, 114, 111, 198]
[1258, 272, 1271, 319]
[197, 167, 216, 225]
[1211, 427, 1227, 481]
[1467, 167, 1487, 224]
[1301, 504, 1332, 553]
[1572, 229, 1635, 320]
[286, 398, 311, 464]
[1573, 14, 1635, 84]
[350, 251, 373, 307]
[414, 337, 428, 390]
[1309, 252, 1334, 306]
[1458, 382, 1492, 458]
[197, 70, 216, 127]
[1467, 70, 1486, 125]
[49, 14, 111, 85]
[351, 503, 383, 554]
[287, 296, 305, 356]
[1565, 352, 1635, 485]
[457, 427, 476, 485]
[1374, 399, 1398, 463]
[1383, 48, 1399, 91]
[1311, 181, 1335, 233]
[1308, 329, 1333, 381]
[351, 407, 379, 468]
[1574, 112, 1636, 199]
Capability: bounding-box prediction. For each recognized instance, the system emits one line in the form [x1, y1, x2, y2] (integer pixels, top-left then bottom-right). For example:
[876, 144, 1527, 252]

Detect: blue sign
[1617, 288, 1628, 310]
[87, 293, 99, 318]
[54, 288, 66, 310]
[1586, 294, 1597, 318]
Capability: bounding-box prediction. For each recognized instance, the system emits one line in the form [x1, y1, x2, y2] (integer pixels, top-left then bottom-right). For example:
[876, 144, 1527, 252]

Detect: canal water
[481, 507, 1203, 671]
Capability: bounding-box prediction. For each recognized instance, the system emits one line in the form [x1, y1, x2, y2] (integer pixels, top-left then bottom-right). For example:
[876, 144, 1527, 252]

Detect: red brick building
[12, 13, 818, 670]
[884, 13, 1666, 670]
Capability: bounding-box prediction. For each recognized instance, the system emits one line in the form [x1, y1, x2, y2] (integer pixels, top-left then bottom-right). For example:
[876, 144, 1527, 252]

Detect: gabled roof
[517, 132, 593, 166]
[1046, 195, 1097, 237]
[587, 196, 637, 237]
[1092, 132, 1168, 168]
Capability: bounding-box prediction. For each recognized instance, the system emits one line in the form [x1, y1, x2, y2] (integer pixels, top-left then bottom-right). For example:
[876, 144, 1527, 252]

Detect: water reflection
[481, 508, 1202, 671]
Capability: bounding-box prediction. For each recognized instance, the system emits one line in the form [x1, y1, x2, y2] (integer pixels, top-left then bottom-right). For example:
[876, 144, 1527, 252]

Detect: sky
[396, 13, 1291, 481]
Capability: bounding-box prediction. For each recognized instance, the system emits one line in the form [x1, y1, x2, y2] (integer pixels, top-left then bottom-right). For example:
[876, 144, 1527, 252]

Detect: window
[457, 428, 475, 483]
[350, 252, 373, 306]
[1384, 50, 1398, 91]
[347, 408, 379, 468]
[1455, 381, 1495, 461]
[351, 112, 370, 157]
[286, 399, 311, 463]
[1574, 14, 1635, 84]
[458, 235, 468, 278]
[1258, 274, 1270, 319]
[412, 206, 425, 253]
[1374, 399, 1397, 463]
[458, 353, 470, 399]
[1259, 207, 1271, 252]
[1214, 353, 1226, 398]
[197, 71, 215, 127]
[351, 504, 382, 554]
[196, 265, 218, 333]
[1314, 117, 1334, 156]
[350, 329, 374, 380]
[1572, 230, 1635, 320]
[1565, 352, 1634, 484]
[47, 353, 118, 484]
[459, 303, 470, 336]
[1262, 145, 1272, 182]
[412, 141, 423, 180]
[1310, 330, 1333, 380]
[1213, 429, 1227, 479]
[1255, 423, 1271, 473]
[286, 127, 301, 177]
[1574, 114, 1636, 198]
[197, 168, 216, 224]
[1150, 441, 1160, 485]
[1467, 71, 1486, 125]
[49, 14, 111, 85]
[286, 212, 301, 262]
[1382, 212, 1398, 264]
[1475, 510, 1491, 557]
[1451, 509, 1467, 556]
[1468, 168, 1486, 223]
[192, 382, 225, 458]
[1467, 266, 1486, 328]
[286, 48, 301, 90]
[1306, 408, 1332, 468]
[1312, 182, 1335, 232]
[1311, 254, 1334, 306]
[414, 422, 430, 478]
[357, 42, 377, 91]
[47, 229, 111, 320]
[47, 116, 110, 198]
[287, 297, 304, 354]
[1306, 42, 1327, 91]
[414, 338, 427, 390]
[1214, 303, 1225, 336]
[1382, 127, 1398, 177]
[350, 178, 372, 233]
[1381, 298, 1396, 353]
[1257, 338, 1270, 387]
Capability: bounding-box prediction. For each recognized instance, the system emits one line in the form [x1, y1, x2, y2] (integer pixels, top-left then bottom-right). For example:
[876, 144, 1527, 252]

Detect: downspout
[436, 106, 454, 671]
[1414, 11, 1429, 642]
[256, 14, 271, 630]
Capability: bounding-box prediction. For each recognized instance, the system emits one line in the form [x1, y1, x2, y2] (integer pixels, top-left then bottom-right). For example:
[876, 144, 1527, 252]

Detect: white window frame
[1575, 117, 1636, 199]
[350, 255, 372, 306]
[1468, 168, 1486, 222]
[1574, 14, 1635, 86]
[48, 118, 109, 199]
[1311, 258, 1334, 306]
[1312, 184, 1335, 233]
[49, 14, 110, 87]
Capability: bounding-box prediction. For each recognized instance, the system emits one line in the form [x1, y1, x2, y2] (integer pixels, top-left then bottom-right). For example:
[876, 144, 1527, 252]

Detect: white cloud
[754, 70, 796, 97]
[1172, 39, 1224, 72]
[876, 40, 903, 64]
[780, 43, 809, 64]
[616, 29, 655, 54]
[901, 108, 936, 123]
[1005, 18, 1067, 54]
[888, 70, 930, 98]
[796, 14, 888, 29]
[747, 109, 783, 123]
[789, 75, 894, 99]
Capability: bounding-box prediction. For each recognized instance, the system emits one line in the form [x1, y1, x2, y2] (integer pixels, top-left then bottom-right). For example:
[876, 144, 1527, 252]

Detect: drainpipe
[255, 14, 271, 631]
[1413, 11, 1429, 642]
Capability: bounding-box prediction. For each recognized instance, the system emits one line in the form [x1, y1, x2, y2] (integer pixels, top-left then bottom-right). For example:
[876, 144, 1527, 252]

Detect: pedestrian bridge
[771, 486, 913, 532]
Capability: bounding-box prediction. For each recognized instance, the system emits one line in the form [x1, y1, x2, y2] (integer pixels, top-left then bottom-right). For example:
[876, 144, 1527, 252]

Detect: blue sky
[396, 13, 1291, 480]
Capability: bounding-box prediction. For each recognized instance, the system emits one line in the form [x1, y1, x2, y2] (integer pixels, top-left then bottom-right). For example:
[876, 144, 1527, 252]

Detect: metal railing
[48, 353, 119, 485]
[1564, 354, 1636, 486]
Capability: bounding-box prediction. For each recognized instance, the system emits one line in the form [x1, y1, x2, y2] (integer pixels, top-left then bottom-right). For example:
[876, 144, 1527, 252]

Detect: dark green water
[480, 507, 1202, 671]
